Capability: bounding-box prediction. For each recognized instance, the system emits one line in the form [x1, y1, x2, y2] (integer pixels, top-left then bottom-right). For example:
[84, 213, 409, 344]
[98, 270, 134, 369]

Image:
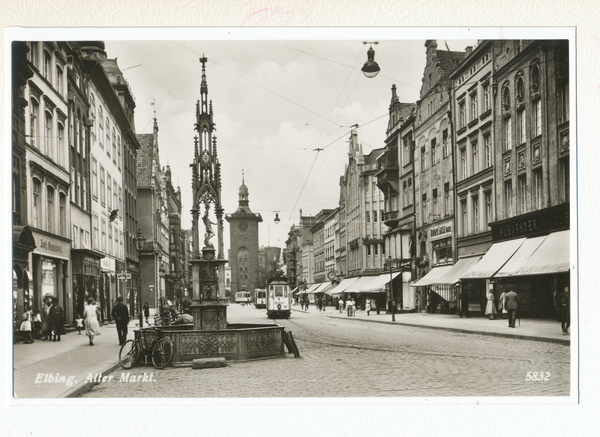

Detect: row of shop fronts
[12, 227, 140, 330]
[412, 204, 571, 319]
[296, 269, 413, 312]
[292, 203, 572, 321]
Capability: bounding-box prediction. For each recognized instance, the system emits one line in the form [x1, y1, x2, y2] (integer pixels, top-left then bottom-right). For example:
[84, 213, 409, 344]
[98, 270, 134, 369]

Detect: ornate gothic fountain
[151, 57, 285, 363]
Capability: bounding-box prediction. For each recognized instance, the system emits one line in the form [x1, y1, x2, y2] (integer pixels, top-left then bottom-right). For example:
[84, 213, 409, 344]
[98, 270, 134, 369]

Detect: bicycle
[118, 327, 174, 370]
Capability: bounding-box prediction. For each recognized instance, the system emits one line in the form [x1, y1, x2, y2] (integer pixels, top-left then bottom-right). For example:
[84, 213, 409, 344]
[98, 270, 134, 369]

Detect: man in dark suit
[505, 287, 519, 328]
[111, 296, 130, 345]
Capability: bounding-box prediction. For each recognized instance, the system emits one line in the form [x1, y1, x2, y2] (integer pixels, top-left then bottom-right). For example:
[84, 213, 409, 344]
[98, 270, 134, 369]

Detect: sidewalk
[13, 320, 138, 399]
[294, 306, 570, 345]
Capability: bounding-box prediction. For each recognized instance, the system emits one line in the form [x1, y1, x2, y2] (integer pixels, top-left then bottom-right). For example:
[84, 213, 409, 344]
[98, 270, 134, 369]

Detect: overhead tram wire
[173, 41, 344, 128]
[272, 42, 419, 94]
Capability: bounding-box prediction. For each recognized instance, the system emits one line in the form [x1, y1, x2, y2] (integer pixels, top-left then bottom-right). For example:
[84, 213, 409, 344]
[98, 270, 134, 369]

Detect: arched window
[32, 178, 41, 228]
[502, 86, 511, 111]
[44, 111, 53, 158]
[43, 50, 51, 81]
[30, 98, 39, 148]
[531, 64, 540, 92]
[55, 64, 63, 95]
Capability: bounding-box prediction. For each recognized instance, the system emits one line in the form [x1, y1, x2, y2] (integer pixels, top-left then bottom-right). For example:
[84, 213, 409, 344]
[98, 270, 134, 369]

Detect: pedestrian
[556, 286, 570, 335]
[498, 289, 508, 319]
[83, 298, 102, 346]
[143, 302, 150, 324]
[41, 297, 52, 341]
[365, 298, 371, 316]
[346, 298, 353, 317]
[459, 288, 469, 318]
[305, 297, 309, 311]
[505, 287, 519, 328]
[338, 298, 344, 313]
[19, 304, 34, 344]
[32, 308, 42, 339]
[50, 297, 66, 341]
[111, 296, 130, 345]
[75, 314, 84, 334]
[485, 287, 497, 320]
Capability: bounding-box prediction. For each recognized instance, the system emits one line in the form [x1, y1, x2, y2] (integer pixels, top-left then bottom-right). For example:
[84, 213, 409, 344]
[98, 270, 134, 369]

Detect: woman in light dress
[20, 304, 34, 344]
[83, 298, 102, 345]
[365, 298, 371, 316]
[485, 288, 497, 320]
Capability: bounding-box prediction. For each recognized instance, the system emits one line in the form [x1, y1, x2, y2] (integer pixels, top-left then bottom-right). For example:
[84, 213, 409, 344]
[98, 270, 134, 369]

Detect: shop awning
[344, 276, 380, 293]
[495, 230, 570, 277]
[493, 236, 547, 278]
[362, 272, 402, 293]
[431, 256, 482, 285]
[460, 238, 526, 279]
[313, 282, 331, 293]
[319, 282, 337, 294]
[325, 277, 358, 295]
[410, 265, 453, 287]
[291, 287, 299, 294]
[298, 283, 320, 294]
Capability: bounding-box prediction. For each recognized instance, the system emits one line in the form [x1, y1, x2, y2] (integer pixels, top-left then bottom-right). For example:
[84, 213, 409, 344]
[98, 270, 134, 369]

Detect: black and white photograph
[3, 5, 597, 434]
[9, 29, 576, 401]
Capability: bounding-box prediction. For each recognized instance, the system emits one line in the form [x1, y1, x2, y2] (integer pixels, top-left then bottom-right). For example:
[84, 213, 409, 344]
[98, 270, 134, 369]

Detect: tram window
[274, 286, 283, 297]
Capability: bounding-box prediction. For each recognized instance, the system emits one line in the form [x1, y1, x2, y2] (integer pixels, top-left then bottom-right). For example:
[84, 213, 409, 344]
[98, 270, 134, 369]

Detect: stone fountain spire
[189, 56, 227, 331]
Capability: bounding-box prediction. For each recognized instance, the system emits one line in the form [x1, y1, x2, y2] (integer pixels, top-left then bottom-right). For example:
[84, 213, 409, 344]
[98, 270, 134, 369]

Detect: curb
[60, 361, 123, 398]
[326, 315, 570, 346]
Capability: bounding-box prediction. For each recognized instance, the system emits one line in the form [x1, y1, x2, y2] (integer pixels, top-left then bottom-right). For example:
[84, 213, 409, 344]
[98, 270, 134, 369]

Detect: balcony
[375, 147, 399, 193]
[383, 210, 400, 228]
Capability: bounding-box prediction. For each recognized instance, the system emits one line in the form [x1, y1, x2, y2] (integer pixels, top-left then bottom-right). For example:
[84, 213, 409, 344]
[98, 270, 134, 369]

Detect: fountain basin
[136, 323, 286, 363]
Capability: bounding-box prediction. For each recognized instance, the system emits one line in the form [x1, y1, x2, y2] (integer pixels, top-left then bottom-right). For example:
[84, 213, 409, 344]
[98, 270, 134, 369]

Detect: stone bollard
[191, 357, 226, 369]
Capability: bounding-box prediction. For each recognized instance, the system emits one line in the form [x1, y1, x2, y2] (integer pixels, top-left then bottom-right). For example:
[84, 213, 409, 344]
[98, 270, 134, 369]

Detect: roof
[364, 147, 385, 165]
[436, 50, 466, 78]
[136, 133, 154, 187]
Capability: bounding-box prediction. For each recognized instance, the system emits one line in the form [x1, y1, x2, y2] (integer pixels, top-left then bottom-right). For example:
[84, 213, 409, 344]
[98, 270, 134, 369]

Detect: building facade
[22, 41, 73, 323]
[376, 85, 417, 310]
[284, 225, 300, 289]
[225, 177, 263, 296]
[413, 40, 465, 313]
[136, 118, 170, 312]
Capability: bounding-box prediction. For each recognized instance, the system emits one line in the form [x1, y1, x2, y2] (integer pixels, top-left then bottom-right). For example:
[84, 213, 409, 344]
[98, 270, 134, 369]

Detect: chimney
[466, 46, 473, 57]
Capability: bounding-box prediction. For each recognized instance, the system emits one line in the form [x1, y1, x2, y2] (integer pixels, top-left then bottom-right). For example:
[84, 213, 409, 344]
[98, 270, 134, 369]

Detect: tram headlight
[277, 304, 281, 310]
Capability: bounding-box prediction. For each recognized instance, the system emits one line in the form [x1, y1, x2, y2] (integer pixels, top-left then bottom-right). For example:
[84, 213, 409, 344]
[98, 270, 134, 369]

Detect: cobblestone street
[82, 305, 570, 398]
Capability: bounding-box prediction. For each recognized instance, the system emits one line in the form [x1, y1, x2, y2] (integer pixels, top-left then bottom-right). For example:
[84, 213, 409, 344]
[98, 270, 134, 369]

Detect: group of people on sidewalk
[460, 285, 570, 335]
[18, 296, 65, 344]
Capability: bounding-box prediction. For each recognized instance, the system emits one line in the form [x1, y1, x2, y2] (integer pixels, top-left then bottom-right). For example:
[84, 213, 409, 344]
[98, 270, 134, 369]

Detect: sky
[105, 37, 477, 254]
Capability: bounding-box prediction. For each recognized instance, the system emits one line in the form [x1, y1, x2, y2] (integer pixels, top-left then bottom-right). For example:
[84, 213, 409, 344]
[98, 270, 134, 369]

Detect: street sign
[117, 271, 132, 281]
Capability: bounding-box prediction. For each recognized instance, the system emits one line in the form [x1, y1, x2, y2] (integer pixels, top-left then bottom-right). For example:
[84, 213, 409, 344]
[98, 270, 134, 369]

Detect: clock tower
[225, 172, 262, 299]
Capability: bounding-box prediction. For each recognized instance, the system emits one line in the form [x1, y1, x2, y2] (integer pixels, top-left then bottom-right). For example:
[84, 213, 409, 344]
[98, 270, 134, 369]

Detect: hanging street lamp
[361, 41, 380, 78]
[274, 212, 281, 224]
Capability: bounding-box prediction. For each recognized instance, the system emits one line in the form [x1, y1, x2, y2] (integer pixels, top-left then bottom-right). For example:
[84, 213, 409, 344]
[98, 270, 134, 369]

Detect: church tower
[225, 172, 262, 298]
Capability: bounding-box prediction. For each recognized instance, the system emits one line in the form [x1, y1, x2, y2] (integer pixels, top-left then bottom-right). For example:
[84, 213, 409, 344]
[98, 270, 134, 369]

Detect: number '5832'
[526, 371, 550, 381]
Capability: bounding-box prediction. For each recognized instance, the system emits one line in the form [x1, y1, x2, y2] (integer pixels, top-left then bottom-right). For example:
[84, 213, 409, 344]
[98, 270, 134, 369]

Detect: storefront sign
[491, 203, 570, 241]
[31, 230, 70, 260]
[101, 257, 115, 272]
[83, 255, 100, 268]
[430, 224, 452, 239]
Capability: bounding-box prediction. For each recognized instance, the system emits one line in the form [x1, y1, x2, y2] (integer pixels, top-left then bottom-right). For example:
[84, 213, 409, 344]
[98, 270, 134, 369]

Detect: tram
[266, 277, 291, 319]
[235, 291, 251, 305]
[254, 289, 267, 308]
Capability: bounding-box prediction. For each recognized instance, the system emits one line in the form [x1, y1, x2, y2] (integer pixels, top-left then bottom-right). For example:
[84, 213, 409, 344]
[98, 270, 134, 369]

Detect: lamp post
[135, 229, 146, 328]
[386, 256, 395, 322]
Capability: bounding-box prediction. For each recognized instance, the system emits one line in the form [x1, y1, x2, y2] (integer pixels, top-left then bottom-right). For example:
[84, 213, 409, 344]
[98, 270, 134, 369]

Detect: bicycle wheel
[119, 339, 140, 369]
[151, 336, 174, 369]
